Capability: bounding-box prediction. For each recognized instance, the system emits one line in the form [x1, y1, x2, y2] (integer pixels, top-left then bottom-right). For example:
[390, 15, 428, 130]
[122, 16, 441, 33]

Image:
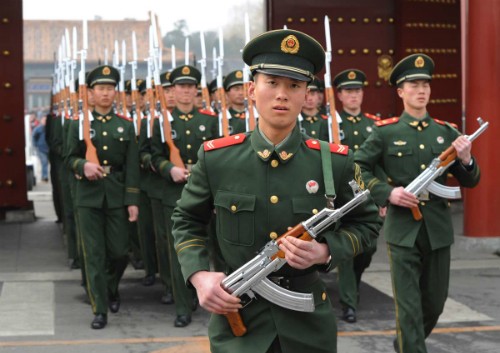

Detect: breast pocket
[214, 191, 256, 246]
[387, 146, 414, 177]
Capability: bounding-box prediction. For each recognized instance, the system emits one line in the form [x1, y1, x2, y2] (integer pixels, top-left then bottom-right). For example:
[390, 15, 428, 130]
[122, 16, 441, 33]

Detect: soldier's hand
[170, 166, 190, 183]
[452, 135, 472, 165]
[83, 162, 104, 181]
[128, 205, 139, 222]
[379, 206, 387, 218]
[279, 237, 330, 270]
[388, 187, 419, 208]
[189, 271, 242, 315]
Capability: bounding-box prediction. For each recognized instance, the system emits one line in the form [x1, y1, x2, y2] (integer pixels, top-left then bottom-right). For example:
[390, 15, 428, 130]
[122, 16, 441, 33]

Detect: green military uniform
[151, 65, 219, 326]
[45, 111, 64, 223]
[300, 78, 329, 140]
[223, 71, 247, 134]
[172, 29, 382, 353]
[66, 65, 140, 327]
[354, 54, 481, 353]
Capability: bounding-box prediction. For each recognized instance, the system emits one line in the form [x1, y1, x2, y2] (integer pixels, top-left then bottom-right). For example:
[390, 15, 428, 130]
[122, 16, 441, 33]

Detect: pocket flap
[214, 191, 256, 213]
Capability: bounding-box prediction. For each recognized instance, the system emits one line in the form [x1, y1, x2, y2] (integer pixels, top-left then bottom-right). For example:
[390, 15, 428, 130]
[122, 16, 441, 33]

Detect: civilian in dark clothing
[32, 116, 49, 181]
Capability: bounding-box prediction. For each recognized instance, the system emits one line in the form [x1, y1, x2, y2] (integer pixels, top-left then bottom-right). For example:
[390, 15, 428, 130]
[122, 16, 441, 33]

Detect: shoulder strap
[319, 140, 336, 207]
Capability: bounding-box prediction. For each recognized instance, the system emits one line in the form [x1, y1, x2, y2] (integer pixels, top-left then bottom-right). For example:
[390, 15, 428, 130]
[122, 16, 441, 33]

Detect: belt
[101, 165, 123, 174]
[267, 271, 319, 290]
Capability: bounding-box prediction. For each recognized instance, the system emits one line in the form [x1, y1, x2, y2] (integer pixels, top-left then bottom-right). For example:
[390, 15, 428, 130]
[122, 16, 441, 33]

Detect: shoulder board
[116, 113, 133, 122]
[305, 139, 349, 155]
[321, 114, 328, 120]
[375, 117, 399, 127]
[204, 133, 246, 151]
[364, 113, 381, 121]
[433, 118, 458, 129]
[198, 108, 217, 117]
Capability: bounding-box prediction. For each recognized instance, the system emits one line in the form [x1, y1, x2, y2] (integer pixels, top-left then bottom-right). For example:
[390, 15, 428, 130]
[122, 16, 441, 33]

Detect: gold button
[312, 209, 318, 214]
[119, 137, 123, 141]
[354, 145, 359, 150]
[103, 173, 107, 177]
[321, 292, 327, 301]
[230, 205, 237, 212]
[419, 144, 425, 149]
[271, 159, 279, 168]
[103, 146, 108, 150]
[103, 160, 108, 165]
[187, 159, 193, 163]
[387, 177, 393, 183]
[312, 131, 316, 135]
[103, 131, 107, 136]
[397, 152, 402, 157]
[269, 232, 278, 240]
[102, 120, 107, 123]
[186, 130, 191, 135]
[421, 164, 426, 170]
[420, 201, 426, 206]
[270, 195, 279, 204]
[417, 126, 422, 131]
[187, 144, 192, 150]
[354, 131, 359, 135]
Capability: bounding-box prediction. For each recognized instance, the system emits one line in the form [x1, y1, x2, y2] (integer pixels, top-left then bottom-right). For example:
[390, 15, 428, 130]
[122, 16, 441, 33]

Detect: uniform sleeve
[138, 119, 152, 170]
[321, 151, 382, 270]
[447, 128, 481, 188]
[150, 118, 174, 181]
[65, 118, 87, 177]
[171, 147, 213, 283]
[355, 126, 393, 206]
[124, 123, 140, 206]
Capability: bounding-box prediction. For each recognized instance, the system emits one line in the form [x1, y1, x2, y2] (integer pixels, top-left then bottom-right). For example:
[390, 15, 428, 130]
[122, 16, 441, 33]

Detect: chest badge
[199, 125, 206, 132]
[306, 180, 319, 194]
[393, 140, 407, 146]
[437, 136, 444, 144]
[117, 126, 124, 133]
[366, 126, 373, 133]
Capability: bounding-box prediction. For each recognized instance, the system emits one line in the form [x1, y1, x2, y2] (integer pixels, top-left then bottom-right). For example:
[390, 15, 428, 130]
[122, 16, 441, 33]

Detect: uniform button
[354, 131, 359, 136]
[230, 205, 237, 212]
[102, 131, 107, 136]
[271, 159, 279, 168]
[269, 232, 278, 240]
[102, 120, 107, 123]
[321, 292, 327, 301]
[387, 177, 393, 183]
[187, 159, 193, 163]
[103, 146, 108, 150]
[311, 131, 316, 135]
[312, 209, 319, 214]
[119, 137, 123, 141]
[103, 173, 107, 177]
[270, 195, 279, 204]
[417, 126, 422, 131]
[420, 201, 426, 206]
[187, 144, 192, 150]
[186, 130, 191, 135]
[103, 160, 108, 165]
[421, 164, 426, 170]
[354, 144, 359, 150]
[397, 152, 402, 157]
[419, 144, 425, 149]
[202, 137, 206, 140]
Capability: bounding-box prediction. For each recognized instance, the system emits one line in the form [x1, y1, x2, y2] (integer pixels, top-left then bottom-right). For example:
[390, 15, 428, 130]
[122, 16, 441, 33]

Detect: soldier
[66, 65, 140, 329]
[332, 69, 382, 323]
[354, 54, 480, 353]
[171, 29, 381, 353]
[299, 76, 329, 140]
[208, 78, 220, 114]
[223, 70, 246, 134]
[151, 64, 219, 327]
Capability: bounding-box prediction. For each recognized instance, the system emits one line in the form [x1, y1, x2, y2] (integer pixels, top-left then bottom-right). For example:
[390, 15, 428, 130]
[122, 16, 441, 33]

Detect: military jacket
[151, 106, 219, 207]
[46, 113, 64, 157]
[299, 111, 329, 141]
[171, 125, 381, 352]
[339, 110, 379, 151]
[228, 107, 246, 134]
[66, 110, 140, 208]
[355, 111, 480, 249]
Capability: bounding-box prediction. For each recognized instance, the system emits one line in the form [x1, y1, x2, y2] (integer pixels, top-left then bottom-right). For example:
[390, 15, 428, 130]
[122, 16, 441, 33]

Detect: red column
[464, 0, 500, 236]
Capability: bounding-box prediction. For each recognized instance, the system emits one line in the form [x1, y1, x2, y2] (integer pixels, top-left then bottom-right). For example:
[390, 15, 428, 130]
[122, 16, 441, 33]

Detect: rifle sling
[319, 140, 336, 201]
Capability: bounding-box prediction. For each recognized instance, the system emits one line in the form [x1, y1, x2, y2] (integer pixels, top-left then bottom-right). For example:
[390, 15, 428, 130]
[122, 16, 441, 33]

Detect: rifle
[243, 13, 256, 132]
[221, 180, 370, 336]
[77, 19, 99, 165]
[405, 117, 488, 220]
[129, 31, 142, 136]
[198, 30, 213, 112]
[323, 16, 341, 144]
[119, 40, 129, 117]
[216, 27, 230, 137]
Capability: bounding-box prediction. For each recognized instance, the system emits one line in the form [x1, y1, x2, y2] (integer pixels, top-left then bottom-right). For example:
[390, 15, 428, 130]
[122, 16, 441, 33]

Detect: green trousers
[79, 205, 129, 315]
[151, 198, 172, 293]
[138, 190, 158, 276]
[69, 175, 86, 289]
[388, 226, 450, 353]
[60, 165, 78, 262]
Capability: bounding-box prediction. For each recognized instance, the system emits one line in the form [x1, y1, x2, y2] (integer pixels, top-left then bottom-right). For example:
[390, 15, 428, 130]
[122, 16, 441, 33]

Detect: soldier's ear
[396, 87, 404, 99]
[248, 80, 256, 101]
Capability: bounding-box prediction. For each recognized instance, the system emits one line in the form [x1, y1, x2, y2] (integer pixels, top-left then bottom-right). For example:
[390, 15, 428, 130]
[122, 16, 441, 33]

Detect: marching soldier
[354, 54, 480, 352]
[223, 70, 246, 134]
[151, 64, 219, 327]
[66, 65, 140, 329]
[300, 76, 329, 140]
[332, 69, 382, 323]
[171, 29, 381, 352]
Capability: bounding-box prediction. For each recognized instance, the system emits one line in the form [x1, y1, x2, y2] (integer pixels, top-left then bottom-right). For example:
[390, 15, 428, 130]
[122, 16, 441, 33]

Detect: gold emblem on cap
[235, 71, 243, 79]
[182, 66, 190, 75]
[281, 35, 300, 54]
[348, 71, 356, 80]
[137, 79, 143, 85]
[102, 66, 111, 75]
[415, 56, 425, 68]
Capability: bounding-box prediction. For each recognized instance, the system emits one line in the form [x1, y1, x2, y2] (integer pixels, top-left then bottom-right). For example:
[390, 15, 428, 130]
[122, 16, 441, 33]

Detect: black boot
[91, 314, 107, 329]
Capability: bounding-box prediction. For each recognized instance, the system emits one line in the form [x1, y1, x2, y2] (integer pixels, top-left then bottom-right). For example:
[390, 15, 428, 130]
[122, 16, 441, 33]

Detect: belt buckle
[102, 165, 111, 174]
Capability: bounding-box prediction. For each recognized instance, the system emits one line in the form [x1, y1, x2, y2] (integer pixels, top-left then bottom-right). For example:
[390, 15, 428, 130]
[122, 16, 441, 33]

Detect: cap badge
[182, 66, 190, 75]
[235, 71, 243, 79]
[102, 66, 111, 75]
[348, 71, 356, 80]
[415, 56, 425, 68]
[306, 180, 319, 194]
[281, 35, 300, 54]
[165, 73, 170, 80]
[117, 126, 124, 133]
[437, 136, 444, 144]
[137, 79, 143, 85]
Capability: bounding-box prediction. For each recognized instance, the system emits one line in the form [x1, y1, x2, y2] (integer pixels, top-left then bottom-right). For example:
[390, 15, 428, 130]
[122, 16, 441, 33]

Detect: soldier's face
[337, 88, 363, 111]
[174, 83, 197, 105]
[163, 86, 176, 109]
[226, 85, 244, 105]
[250, 73, 307, 130]
[303, 89, 320, 110]
[90, 84, 116, 110]
[397, 80, 430, 111]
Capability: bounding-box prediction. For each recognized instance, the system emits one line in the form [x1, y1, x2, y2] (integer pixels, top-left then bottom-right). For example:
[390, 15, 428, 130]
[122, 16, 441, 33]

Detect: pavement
[0, 180, 499, 353]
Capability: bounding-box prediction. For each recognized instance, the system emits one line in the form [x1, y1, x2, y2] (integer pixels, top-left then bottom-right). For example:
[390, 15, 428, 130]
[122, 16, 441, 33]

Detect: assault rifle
[405, 117, 488, 220]
[129, 31, 142, 136]
[243, 13, 256, 132]
[216, 27, 230, 137]
[221, 180, 370, 336]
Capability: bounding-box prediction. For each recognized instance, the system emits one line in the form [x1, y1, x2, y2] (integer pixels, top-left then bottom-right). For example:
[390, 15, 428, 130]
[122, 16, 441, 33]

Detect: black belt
[101, 165, 123, 174]
[267, 271, 319, 290]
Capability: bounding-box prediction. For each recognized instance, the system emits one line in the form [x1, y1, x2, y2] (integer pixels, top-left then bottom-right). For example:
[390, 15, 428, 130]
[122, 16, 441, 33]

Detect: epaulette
[116, 113, 133, 122]
[434, 118, 458, 129]
[321, 114, 328, 120]
[305, 139, 349, 155]
[204, 133, 246, 151]
[364, 113, 381, 121]
[375, 117, 399, 127]
[199, 108, 217, 117]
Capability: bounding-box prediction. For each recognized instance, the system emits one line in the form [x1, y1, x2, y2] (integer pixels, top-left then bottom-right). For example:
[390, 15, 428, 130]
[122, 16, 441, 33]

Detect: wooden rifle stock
[325, 86, 341, 144]
[201, 86, 212, 112]
[120, 90, 128, 116]
[224, 311, 247, 337]
[219, 87, 230, 137]
[80, 83, 100, 165]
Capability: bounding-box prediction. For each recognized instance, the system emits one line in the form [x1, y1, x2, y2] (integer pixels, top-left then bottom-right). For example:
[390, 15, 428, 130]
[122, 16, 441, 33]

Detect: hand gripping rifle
[221, 180, 370, 336]
[405, 117, 488, 220]
[216, 27, 230, 137]
[242, 13, 256, 132]
[323, 16, 342, 144]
